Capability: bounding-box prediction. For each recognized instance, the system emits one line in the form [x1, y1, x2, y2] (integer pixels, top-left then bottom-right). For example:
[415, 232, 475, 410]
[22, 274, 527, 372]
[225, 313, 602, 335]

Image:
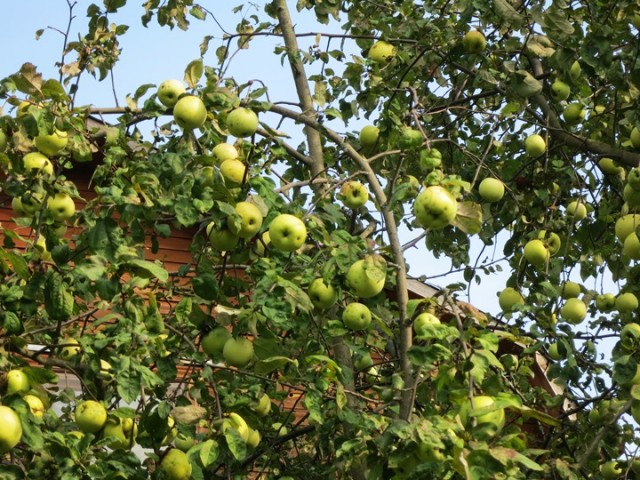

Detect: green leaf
[511, 70, 543, 97]
[124, 259, 169, 282]
[490, 447, 544, 471]
[116, 357, 141, 404]
[184, 59, 204, 88]
[191, 439, 218, 467]
[493, 0, 524, 28]
[517, 406, 561, 427]
[254, 356, 298, 375]
[453, 201, 483, 235]
[224, 427, 247, 460]
[304, 389, 324, 425]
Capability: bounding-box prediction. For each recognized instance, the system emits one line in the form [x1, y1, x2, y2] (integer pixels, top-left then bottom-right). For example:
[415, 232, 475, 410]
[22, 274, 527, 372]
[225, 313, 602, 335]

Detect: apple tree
[1, 0, 640, 478]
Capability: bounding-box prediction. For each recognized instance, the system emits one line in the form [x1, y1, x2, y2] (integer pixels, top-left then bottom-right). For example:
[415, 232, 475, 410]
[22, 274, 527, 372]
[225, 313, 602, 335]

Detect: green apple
[413, 186, 457, 229]
[550, 79, 570, 101]
[47, 192, 76, 221]
[0, 406, 22, 453]
[460, 395, 504, 433]
[252, 393, 271, 417]
[208, 224, 239, 252]
[226, 107, 259, 137]
[478, 178, 504, 202]
[220, 158, 246, 185]
[12, 192, 44, 218]
[201, 327, 232, 358]
[308, 278, 338, 309]
[271, 422, 288, 436]
[538, 230, 562, 255]
[268, 214, 307, 252]
[547, 343, 565, 361]
[359, 125, 379, 148]
[523, 239, 549, 267]
[223, 412, 250, 442]
[353, 351, 373, 371]
[157, 79, 186, 107]
[616, 292, 639, 313]
[628, 167, 640, 189]
[616, 214, 640, 242]
[631, 127, 640, 149]
[6, 369, 30, 395]
[246, 427, 261, 448]
[23, 395, 45, 418]
[342, 302, 372, 330]
[174, 432, 195, 452]
[524, 134, 546, 157]
[620, 323, 640, 351]
[624, 232, 640, 259]
[346, 255, 386, 298]
[35, 129, 68, 156]
[595, 293, 616, 311]
[103, 416, 138, 449]
[624, 183, 640, 207]
[398, 127, 423, 149]
[560, 281, 581, 299]
[498, 287, 524, 312]
[413, 312, 441, 335]
[234, 201, 263, 239]
[0, 129, 7, 151]
[600, 461, 622, 480]
[339, 180, 369, 209]
[60, 337, 81, 360]
[212, 142, 239, 165]
[173, 95, 207, 130]
[598, 157, 623, 175]
[569, 60, 581, 83]
[419, 148, 442, 171]
[222, 337, 254, 368]
[560, 298, 587, 324]
[23, 152, 54, 176]
[563, 103, 585, 125]
[367, 40, 395, 62]
[75, 400, 107, 433]
[159, 449, 192, 480]
[400, 175, 421, 198]
[462, 30, 487, 53]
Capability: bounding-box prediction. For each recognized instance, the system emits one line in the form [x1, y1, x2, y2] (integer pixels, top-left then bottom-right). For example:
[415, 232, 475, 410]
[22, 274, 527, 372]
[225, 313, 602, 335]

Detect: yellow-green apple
[368, 40, 395, 62]
[624, 232, 640, 259]
[547, 343, 565, 361]
[616, 214, 640, 243]
[624, 184, 640, 207]
[23, 395, 45, 418]
[563, 103, 585, 125]
[419, 148, 442, 171]
[201, 166, 214, 187]
[628, 167, 640, 189]
[353, 351, 373, 371]
[35, 129, 68, 156]
[631, 127, 640, 149]
[478, 178, 504, 202]
[234, 201, 263, 239]
[308, 278, 338, 309]
[399, 127, 423, 149]
[560, 281, 581, 299]
[560, 298, 587, 324]
[208, 223, 239, 252]
[538, 230, 561, 255]
[268, 214, 307, 252]
[12, 192, 44, 218]
[6, 369, 30, 395]
[47, 192, 75, 221]
[359, 125, 379, 148]
[498, 287, 524, 312]
[222, 337, 254, 368]
[99, 359, 114, 381]
[600, 461, 622, 480]
[339, 180, 369, 209]
[34, 235, 52, 261]
[523, 239, 549, 267]
[400, 175, 421, 198]
[23, 152, 54, 176]
[60, 337, 81, 360]
[0, 406, 22, 453]
[462, 30, 486, 53]
[223, 412, 250, 442]
[162, 416, 178, 445]
[569, 60, 581, 83]
[246, 427, 261, 448]
[550, 79, 570, 101]
[226, 107, 259, 137]
[271, 422, 288, 436]
[616, 292, 639, 313]
[0, 130, 6, 151]
[157, 79, 186, 107]
[346, 255, 386, 298]
[620, 323, 640, 351]
[524, 134, 546, 157]
[75, 400, 107, 433]
[413, 186, 457, 229]
[595, 293, 616, 312]
[173, 95, 207, 130]
[251, 393, 271, 417]
[413, 312, 441, 336]
[598, 157, 623, 175]
[103, 416, 138, 449]
[201, 327, 232, 358]
[212, 142, 239, 165]
[220, 158, 246, 185]
[174, 433, 194, 452]
[159, 448, 192, 480]
[342, 302, 372, 330]
[460, 395, 504, 433]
